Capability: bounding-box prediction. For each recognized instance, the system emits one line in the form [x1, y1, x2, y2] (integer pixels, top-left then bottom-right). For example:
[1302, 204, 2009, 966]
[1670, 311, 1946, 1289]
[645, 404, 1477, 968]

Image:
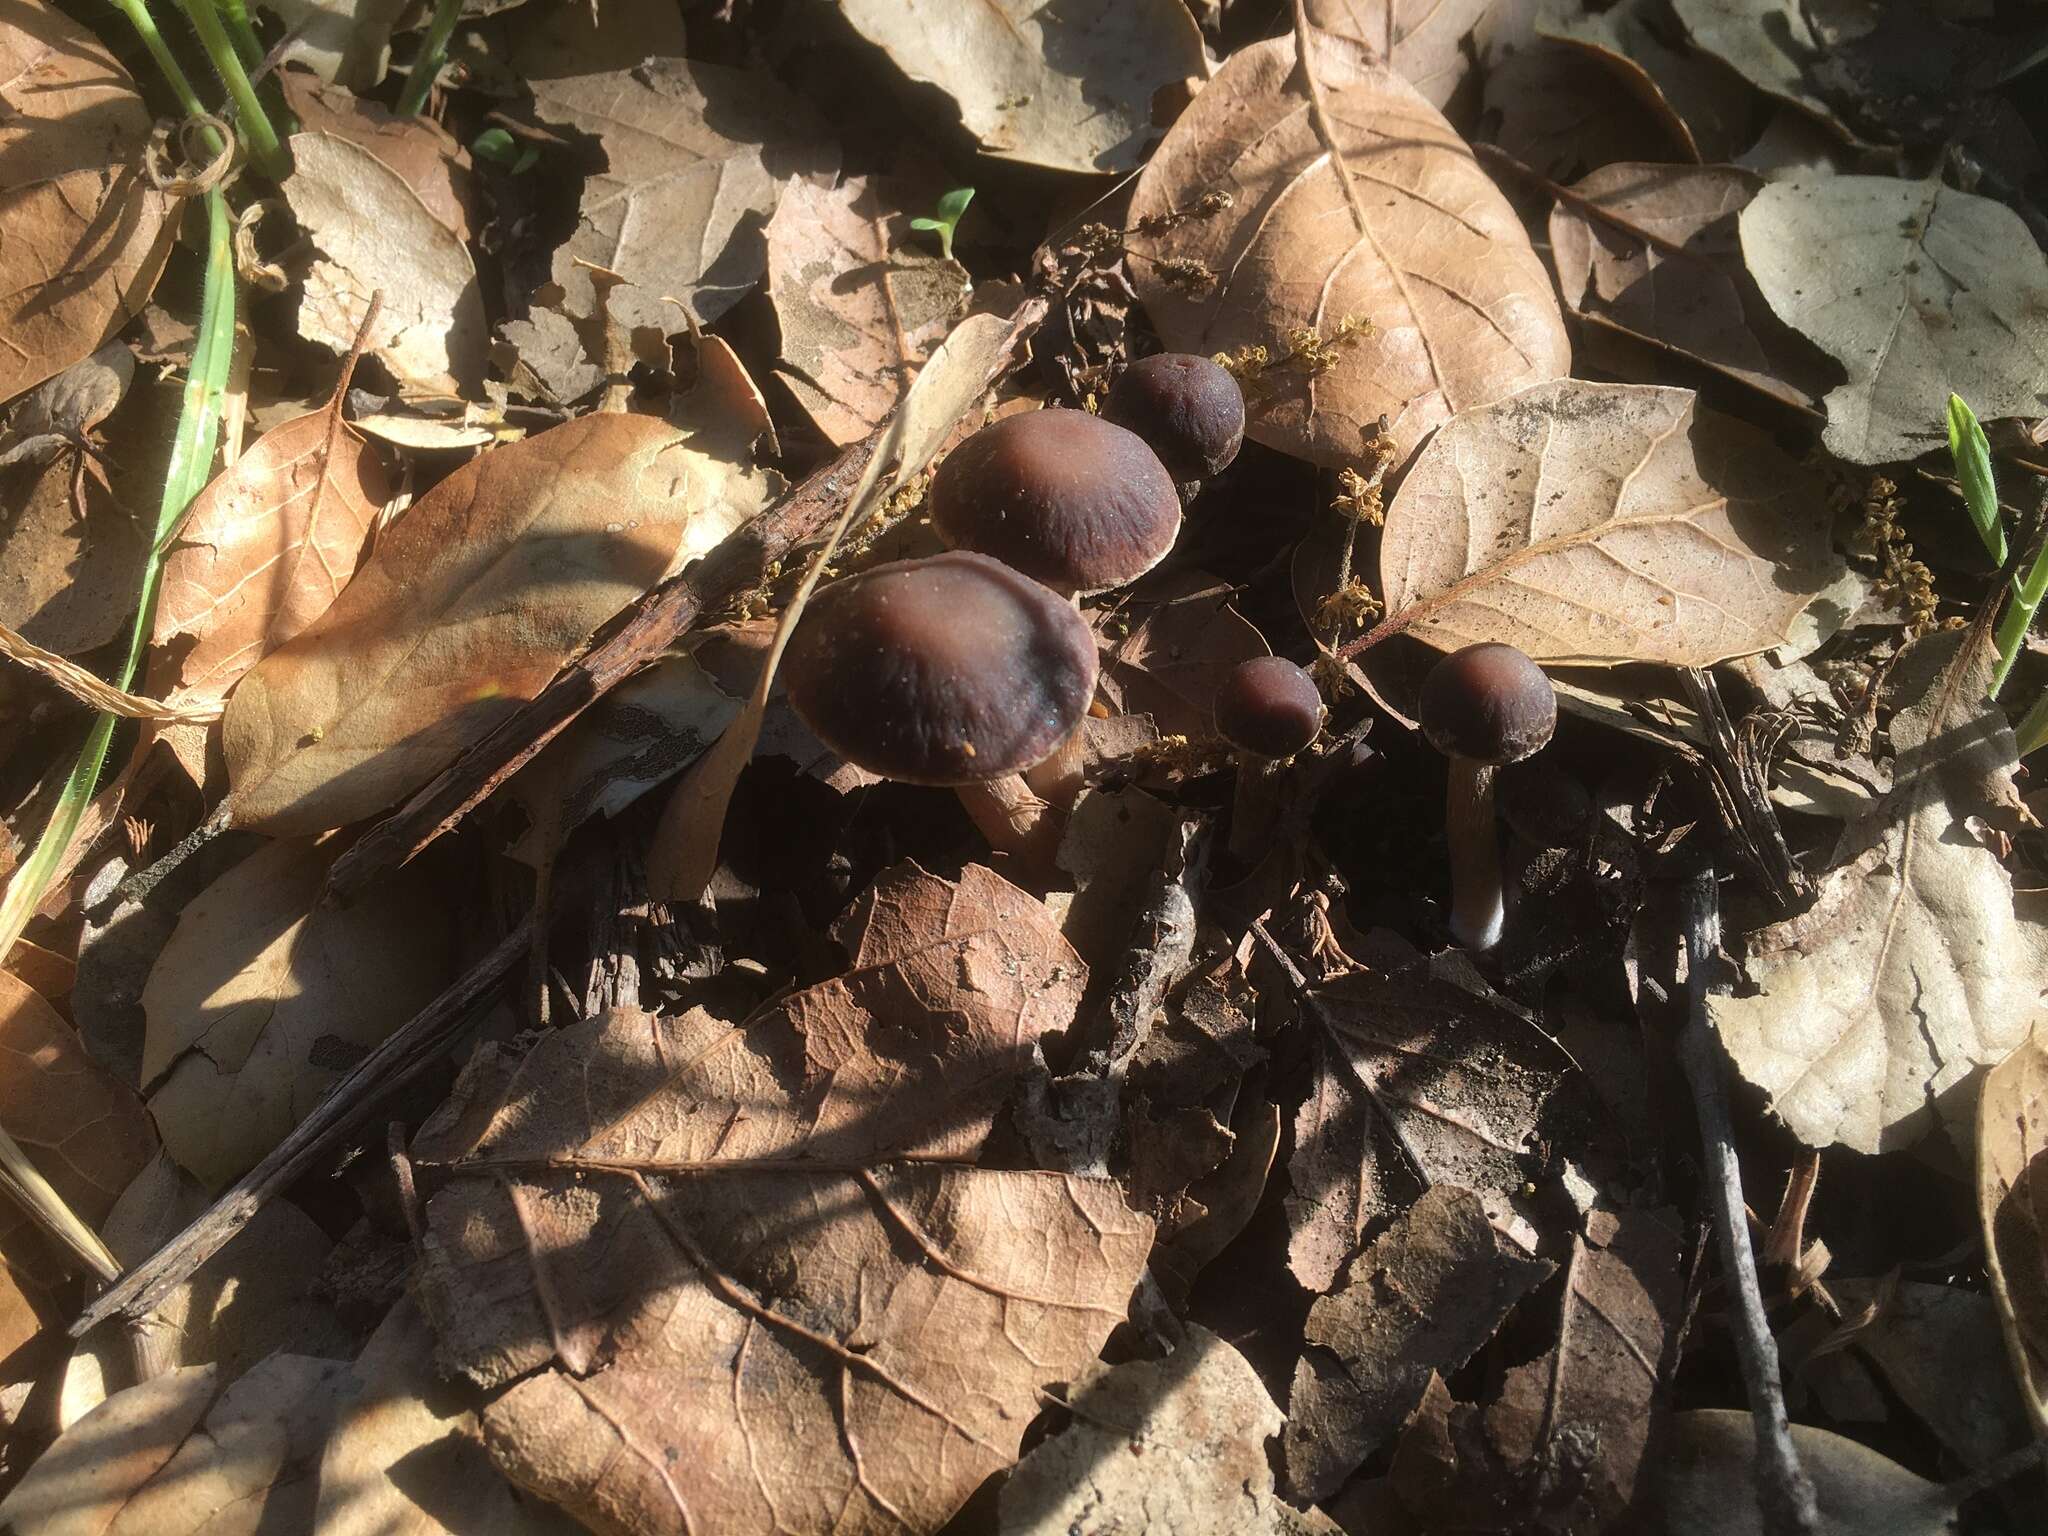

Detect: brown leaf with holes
[1128, 27, 1569, 466]
[0, 971, 156, 1287]
[1376, 380, 1843, 666]
[1979, 1024, 2048, 1437]
[417, 862, 1151, 1536]
[1307, 0, 1494, 108]
[766, 174, 970, 447]
[0, 1, 173, 408]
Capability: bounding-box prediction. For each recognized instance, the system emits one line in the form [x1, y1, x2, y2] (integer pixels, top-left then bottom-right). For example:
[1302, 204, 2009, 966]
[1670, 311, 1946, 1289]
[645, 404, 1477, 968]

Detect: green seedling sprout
[472, 126, 539, 174]
[1950, 394, 2048, 701]
[910, 186, 975, 261]
[396, 0, 465, 116]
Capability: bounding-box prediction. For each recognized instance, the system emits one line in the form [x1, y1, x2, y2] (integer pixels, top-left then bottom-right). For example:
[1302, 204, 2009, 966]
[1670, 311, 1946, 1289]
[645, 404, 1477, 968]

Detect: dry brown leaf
[765, 174, 970, 446]
[530, 58, 835, 332]
[1390, 1206, 1683, 1531]
[1979, 1025, 2048, 1437]
[1655, 1410, 1957, 1536]
[418, 862, 1151, 1536]
[0, 340, 133, 467]
[1739, 173, 2048, 464]
[1539, 0, 1752, 162]
[839, 0, 1207, 175]
[1549, 163, 1827, 412]
[0, 1352, 351, 1535]
[998, 1326, 1342, 1535]
[1375, 380, 1842, 666]
[261, 0, 395, 85]
[221, 408, 764, 834]
[277, 70, 476, 240]
[1095, 572, 1271, 738]
[149, 338, 390, 784]
[1481, 29, 1690, 180]
[1713, 629, 2048, 1153]
[282, 130, 489, 396]
[504, 0, 687, 82]
[1307, 0, 1494, 108]
[1128, 28, 1569, 466]
[0, 445, 147, 658]
[1670, 0, 1851, 134]
[0, 971, 156, 1285]
[0, 1, 172, 407]
[139, 839, 453, 1188]
[1284, 1184, 1556, 1501]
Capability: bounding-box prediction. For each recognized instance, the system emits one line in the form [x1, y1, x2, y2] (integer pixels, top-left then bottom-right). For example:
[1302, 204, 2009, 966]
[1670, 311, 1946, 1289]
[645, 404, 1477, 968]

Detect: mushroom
[1214, 655, 1325, 862]
[1102, 352, 1245, 490]
[1418, 642, 1557, 952]
[781, 551, 1097, 869]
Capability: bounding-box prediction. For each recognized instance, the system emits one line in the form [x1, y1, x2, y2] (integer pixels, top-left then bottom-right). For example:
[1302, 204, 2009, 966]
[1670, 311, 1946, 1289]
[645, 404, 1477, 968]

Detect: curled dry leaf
[140, 839, 453, 1189]
[1713, 628, 2048, 1153]
[766, 174, 971, 447]
[1549, 163, 1828, 412]
[998, 1327, 1342, 1535]
[1284, 1184, 1555, 1501]
[1128, 28, 1570, 467]
[530, 58, 836, 332]
[839, 0, 1207, 175]
[1978, 1025, 2048, 1436]
[0, 971, 157, 1285]
[0, 341, 134, 467]
[282, 131, 489, 396]
[1539, 0, 1753, 163]
[222, 407, 767, 835]
[1655, 1410, 1957, 1536]
[1739, 173, 2048, 465]
[0, 0, 172, 407]
[1306, 0, 1494, 109]
[1094, 572, 1270, 739]
[418, 863, 1151, 1536]
[1670, 0, 1853, 137]
[1374, 380, 1843, 666]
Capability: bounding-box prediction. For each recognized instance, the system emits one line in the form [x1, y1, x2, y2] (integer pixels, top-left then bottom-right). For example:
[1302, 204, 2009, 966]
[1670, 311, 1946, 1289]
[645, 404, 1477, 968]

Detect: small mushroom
[928, 409, 1182, 598]
[782, 551, 1098, 868]
[1102, 352, 1245, 489]
[1418, 642, 1557, 952]
[1214, 655, 1324, 862]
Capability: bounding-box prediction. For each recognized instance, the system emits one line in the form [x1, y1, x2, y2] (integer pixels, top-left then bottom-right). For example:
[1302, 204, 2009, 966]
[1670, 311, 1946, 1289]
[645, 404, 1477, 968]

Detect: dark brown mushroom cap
[1419, 643, 1556, 765]
[1215, 656, 1324, 759]
[782, 551, 1099, 786]
[929, 410, 1181, 594]
[1103, 353, 1246, 482]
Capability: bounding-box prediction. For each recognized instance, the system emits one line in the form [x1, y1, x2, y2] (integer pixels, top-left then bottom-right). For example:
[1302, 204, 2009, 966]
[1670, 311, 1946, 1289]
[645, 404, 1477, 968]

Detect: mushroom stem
[1023, 728, 1089, 808]
[1227, 753, 1284, 864]
[1445, 756, 1505, 951]
[955, 775, 1064, 871]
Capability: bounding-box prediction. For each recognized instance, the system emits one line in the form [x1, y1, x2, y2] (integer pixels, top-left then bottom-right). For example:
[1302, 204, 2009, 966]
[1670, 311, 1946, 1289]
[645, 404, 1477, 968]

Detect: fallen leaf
[1549, 163, 1828, 412]
[282, 130, 489, 395]
[0, 341, 134, 467]
[1307, 0, 1494, 108]
[1979, 1025, 2048, 1435]
[0, 446, 147, 657]
[840, 0, 1207, 175]
[1670, 0, 1852, 136]
[1713, 628, 2048, 1153]
[1739, 173, 2048, 464]
[260, 0, 397, 86]
[504, 0, 687, 82]
[1284, 1184, 1556, 1501]
[0, 1353, 350, 1535]
[1095, 572, 1271, 738]
[1390, 1206, 1683, 1531]
[1654, 1410, 1957, 1535]
[1375, 380, 1843, 666]
[0, 0, 173, 407]
[1540, 0, 1752, 162]
[766, 174, 971, 446]
[530, 58, 836, 332]
[0, 971, 156, 1285]
[496, 267, 668, 410]
[417, 862, 1151, 1536]
[222, 408, 764, 834]
[277, 70, 476, 240]
[1476, 5, 1693, 180]
[140, 839, 453, 1188]
[1128, 28, 1570, 465]
[998, 1326, 1342, 1534]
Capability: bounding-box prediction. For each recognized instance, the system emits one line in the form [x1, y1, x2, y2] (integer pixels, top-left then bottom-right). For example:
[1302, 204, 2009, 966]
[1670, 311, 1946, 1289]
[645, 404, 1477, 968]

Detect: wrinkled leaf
[1378, 380, 1842, 665]
[840, 0, 1207, 175]
[1655, 1410, 1956, 1536]
[1285, 1184, 1555, 1500]
[1979, 1025, 2048, 1435]
[0, 0, 172, 407]
[418, 862, 1151, 1535]
[766, 174, 970, 446]
[530, 58, 835, 331]
[1714, 629, 2048, 1153]
[282, 131, 489, 395]
[1307, 0, 1493, 108]
[999, 1327, 1341, 1534]
[1739, 174, 2048, 464]
[1128, 28, 1570, 466]
[140, 840, 453, 1188]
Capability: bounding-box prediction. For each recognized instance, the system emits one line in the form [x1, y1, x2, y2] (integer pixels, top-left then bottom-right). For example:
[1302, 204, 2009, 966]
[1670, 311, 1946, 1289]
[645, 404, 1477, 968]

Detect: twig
[70, 913, 535, 1336]
[1675, 870, 1821, 1536]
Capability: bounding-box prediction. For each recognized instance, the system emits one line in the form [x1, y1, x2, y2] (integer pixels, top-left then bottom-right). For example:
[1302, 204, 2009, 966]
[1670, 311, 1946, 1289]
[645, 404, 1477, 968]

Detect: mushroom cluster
[782, 357, 1245, 869]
